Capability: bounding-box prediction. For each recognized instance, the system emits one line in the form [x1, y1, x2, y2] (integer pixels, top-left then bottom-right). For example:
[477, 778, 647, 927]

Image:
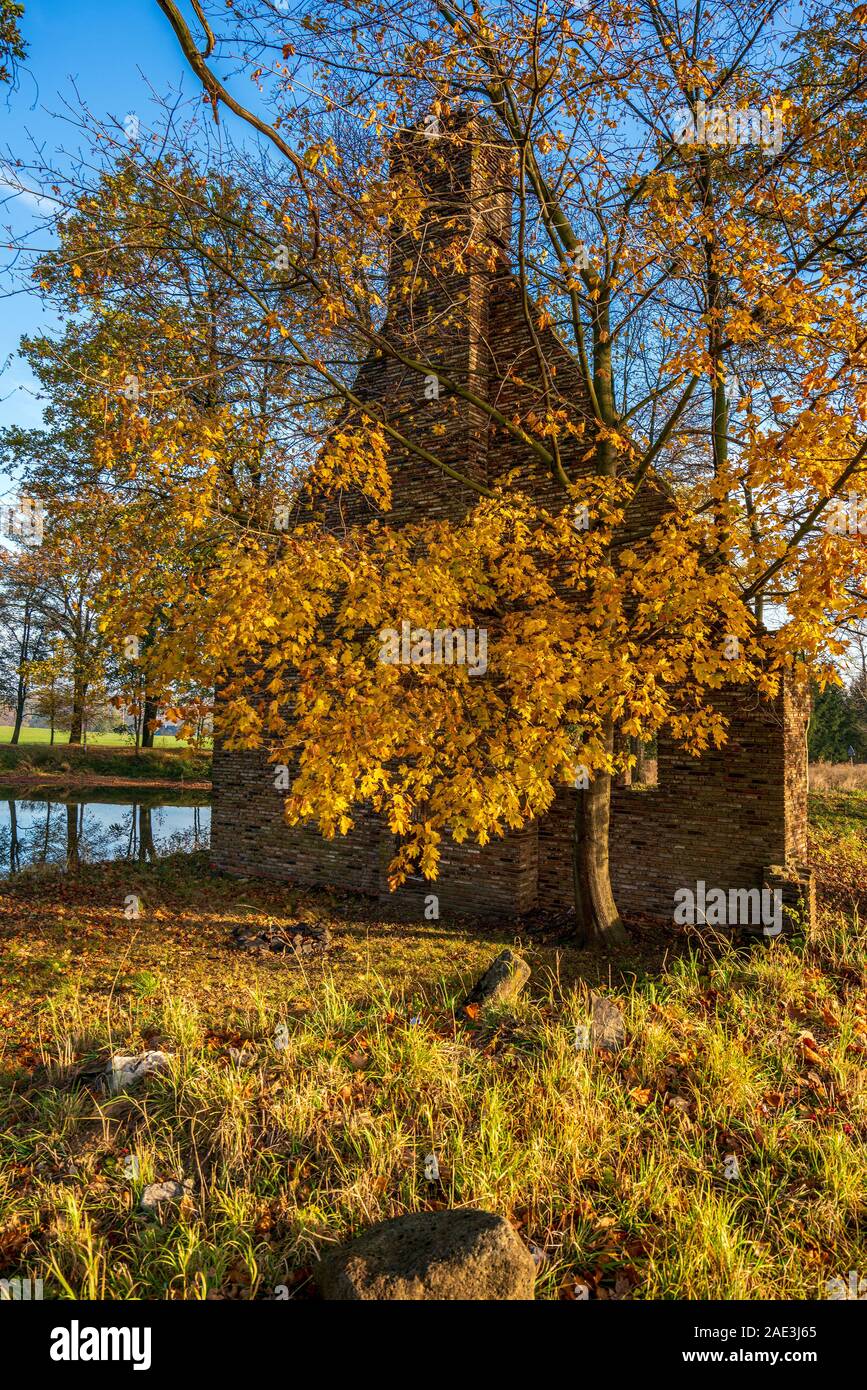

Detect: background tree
[23, 638, 74, 744]
[0, 548, 49, 742]
[15, 500, 109, 744]
[808, 680, 862, 762]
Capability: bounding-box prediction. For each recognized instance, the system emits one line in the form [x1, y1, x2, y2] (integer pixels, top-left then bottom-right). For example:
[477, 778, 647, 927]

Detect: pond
[0, 790, 211, 875]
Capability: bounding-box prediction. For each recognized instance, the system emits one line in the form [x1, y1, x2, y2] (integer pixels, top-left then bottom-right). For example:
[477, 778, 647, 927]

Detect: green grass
[809, 788, 867, 836]
[0, 803, 864, 1301]
[0, 726, 202, 748]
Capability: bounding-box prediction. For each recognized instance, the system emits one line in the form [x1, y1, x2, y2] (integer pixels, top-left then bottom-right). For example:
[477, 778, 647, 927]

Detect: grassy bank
[809, 788, 867, 917]
[0, 796, 863, 1300]
[0, 742, 211, 787]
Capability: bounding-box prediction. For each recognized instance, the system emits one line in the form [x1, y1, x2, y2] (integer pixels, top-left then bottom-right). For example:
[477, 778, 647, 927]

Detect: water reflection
[0, 792, 210, 875]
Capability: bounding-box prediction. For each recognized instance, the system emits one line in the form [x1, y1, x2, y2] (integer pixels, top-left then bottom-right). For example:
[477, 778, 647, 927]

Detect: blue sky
[1, 0, 192, 434]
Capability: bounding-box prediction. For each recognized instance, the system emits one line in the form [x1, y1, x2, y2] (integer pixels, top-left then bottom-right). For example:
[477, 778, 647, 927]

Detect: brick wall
[537, 680, 811, 919]
[212, 676, 811, 921]
[210, 746, 539, 914]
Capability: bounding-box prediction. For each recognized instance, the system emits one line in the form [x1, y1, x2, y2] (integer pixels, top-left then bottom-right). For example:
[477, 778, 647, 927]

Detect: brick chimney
[376, 113, 514, 514]
[387, 111, 513, 302]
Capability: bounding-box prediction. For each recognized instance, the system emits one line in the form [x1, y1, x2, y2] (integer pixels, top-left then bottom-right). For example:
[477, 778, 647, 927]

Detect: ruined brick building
[211, 116, 813, 927]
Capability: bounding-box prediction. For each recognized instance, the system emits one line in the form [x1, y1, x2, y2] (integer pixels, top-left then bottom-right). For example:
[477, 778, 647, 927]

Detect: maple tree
[9, 0, 867, 944]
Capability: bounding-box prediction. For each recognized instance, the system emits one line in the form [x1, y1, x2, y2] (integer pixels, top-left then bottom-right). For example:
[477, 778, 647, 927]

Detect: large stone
[314, 1209, 536, 1301]
[106, 1051, 171, 1094]
[462, 949, 531, 1010]
[590, 994, 626, 1053]
[139, 1179, 194, 1217]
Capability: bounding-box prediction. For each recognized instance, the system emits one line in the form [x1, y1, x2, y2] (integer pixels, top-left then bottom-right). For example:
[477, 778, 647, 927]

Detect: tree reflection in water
[0, 795, 210, 874]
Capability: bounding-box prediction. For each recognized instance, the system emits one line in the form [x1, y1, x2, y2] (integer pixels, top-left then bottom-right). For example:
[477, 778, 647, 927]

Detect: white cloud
[0, 166, 60, 215]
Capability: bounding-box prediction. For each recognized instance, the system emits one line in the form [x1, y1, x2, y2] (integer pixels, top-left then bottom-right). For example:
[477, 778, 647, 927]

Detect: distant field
[0, 726, 202, 748]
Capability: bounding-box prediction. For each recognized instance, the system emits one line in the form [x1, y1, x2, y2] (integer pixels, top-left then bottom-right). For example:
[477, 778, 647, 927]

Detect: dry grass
[809, 762, 867, 792]
[0, 800, 864, 1302]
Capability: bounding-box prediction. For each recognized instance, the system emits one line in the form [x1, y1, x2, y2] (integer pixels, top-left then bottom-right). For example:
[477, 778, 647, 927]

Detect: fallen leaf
[798, 1030, 823, 1063]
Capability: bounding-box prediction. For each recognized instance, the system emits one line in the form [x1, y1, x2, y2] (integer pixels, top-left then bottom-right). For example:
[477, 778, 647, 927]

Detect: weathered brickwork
[537, 684, 810, 919]
[211, 116, 813, 928]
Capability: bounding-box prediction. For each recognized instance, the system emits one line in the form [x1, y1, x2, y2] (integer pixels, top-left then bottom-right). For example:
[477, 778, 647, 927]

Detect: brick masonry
[211, 115, 814, 928]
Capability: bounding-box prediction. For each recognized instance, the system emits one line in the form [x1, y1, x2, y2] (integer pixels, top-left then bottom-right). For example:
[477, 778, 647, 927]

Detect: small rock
[105, 1051, 171, 1095]
[314, 1209, 535, 1301]
[667, 1095, 691, 1114]
[590, 994, 625, 1053]
[462, 949, 531, 1011]
[139, 1179, 194, 1216]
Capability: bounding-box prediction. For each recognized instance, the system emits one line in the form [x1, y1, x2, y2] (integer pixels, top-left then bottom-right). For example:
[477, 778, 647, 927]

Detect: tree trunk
[572, 287, 627, 949]
[10, 695, 24, 744]
[572, 724, 628, 947]
[10, 658, 27, 743]
[10, 606, 32, 745]
[141, 695, 159, 748]
[68, 677, 87, 745]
